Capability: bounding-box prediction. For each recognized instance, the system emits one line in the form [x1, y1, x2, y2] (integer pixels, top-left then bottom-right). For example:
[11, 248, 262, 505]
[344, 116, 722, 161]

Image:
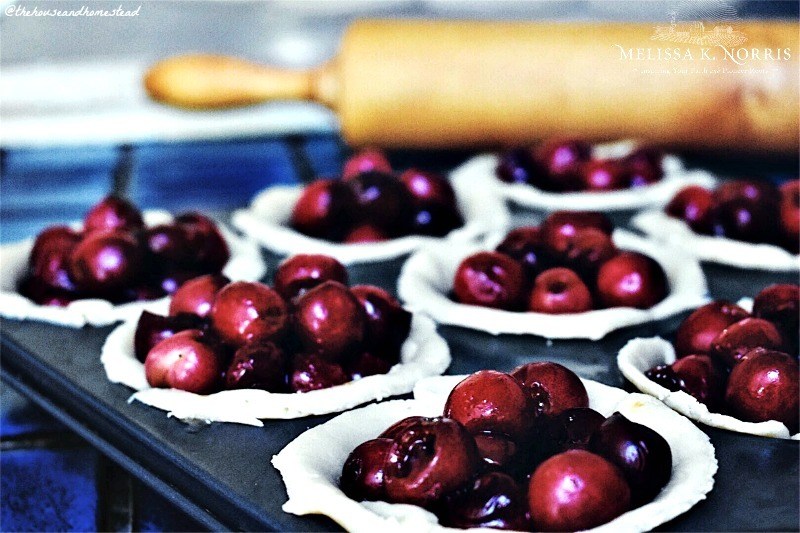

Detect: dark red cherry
[589, 412, 672, 506]
[399, 168, 457, 208]
[224, 341, 287, 392]
[510, 362, 588, 418]
[340, 438, 393, 501]
[169, 274, 229, 318]
[674, 301, 750, 357]
[625, 147, 664, 187]
[725, 349, 799, 433]
[472, 431, 519, 469]
[408, 203, 463, 237]
[68, 230, 144, 294]
[152, 268, 201, 296]
[528, 449, 630, 531]
[528, 267, 593, 314]
[379, 416, 430, 440]
[83, 196, 144, 234]
[453, 251, 525, 310]
[210, 281, 288, 347]
[343, 224, 389, 243]
[174, 212, 230, 272]
[710, 317, 786, 368]
[712, 197, 778, 243]
[273, 254, 348, 301]
[144, 329, 222, 394]
[534, 139, 592, 191]
[580, 159, 631, 192]
[144, 224, 189, 266]
[778, 180, 799, 253]
[29, 226, 81, 292]
[753, 284, 800, 356]
[495, 226, 552, 278]
[293, 281, 366, 362]
[444, 370, 534, 441]
[350, 285, 411, 356]
[440, 471, 530, 531]
[290, 179, 355, 241]
[646, 355, 727, 410]
[666, 186, 715, 234]
[545, 407, 606, 453]
[540, 211, 613, 256]
[595, 252, 668, 309]
[344, 351, 395, 380]
[134, 310, 203, 363]
[383, 417, 480, 507]
[560, 228, 619, 282]
[289, 353, 349, 392]
[496, 147, 543, 185]
[342, 148, 392, 180]
[17, 277, 79, 307]
[714, 179, 781, 206]
[347, 171, 412, 235]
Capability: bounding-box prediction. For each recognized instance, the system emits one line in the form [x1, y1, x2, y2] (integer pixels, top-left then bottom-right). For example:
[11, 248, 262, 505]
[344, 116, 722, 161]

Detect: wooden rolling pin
[145, 19, 799, 153]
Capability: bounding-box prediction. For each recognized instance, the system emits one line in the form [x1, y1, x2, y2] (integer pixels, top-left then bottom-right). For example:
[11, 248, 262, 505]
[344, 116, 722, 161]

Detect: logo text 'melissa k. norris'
[615, 45, 792, 65]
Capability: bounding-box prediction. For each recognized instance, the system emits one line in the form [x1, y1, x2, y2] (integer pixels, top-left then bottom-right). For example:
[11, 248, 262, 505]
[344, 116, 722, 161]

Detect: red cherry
[710, 317, 786, 368]
[407, 203, 463, 237]
[343, 351, 394, 380]
[340, 438, 393, 501]
[152, 268, 201, 296]
[144, 224, 189, 266]
[293, 281, 366, 362]
[347, 171, 412, 235]
[29, 226, 82, 292]
[83, 196, 144, 234]
[68, 230, 144, 294]
[528, 267, 593, 314]
[210, 281, 289, 347]
[625, 147, 664, 187]
[510, 362, 588, 417]
[379, 416, 431, 440]
[674, 301, 750, 357]
[169, 274, 229, 318]
[350, 285, 411, 356]
[595, 252, 668, 309]
[534, 139, 591, 191]
[342, 148, 392, 180]
[174, 212, 230, 273]
[666, 186, 715, 234]
[540, 211, 613, 256]
[134, 310, 203, 363]
[472, 431, 519, 470]
[289, 353, 349, 392]
[778, 180, 799, 253]
[559, 228, 619, 283]
[443, 370, 534, 441]
[399, 168, 457, 207]
[290, 179, 355, 241]
[580, 159, 631, 192]
[725, 349, 799, 433]
[714, 179, 781, 206]
[224, 341, 287, 392]
[144, 329, 222, 394]
[383, 417, 480, 507]
[753, 284, 800, 355]
[17, 277, 79, 307]
[496, 147, 547, 186]
[344, 224, 388, 243]
[453, 251, 525, 310]
[440, 471, 530, 530]
[528, 449, 631, 532]
[273, 254, 348, 301]
[543, 407, 606, 453]
[712, 197, 778, 243]
[495, 226, 553, 278]
[647, 354, 727, 410]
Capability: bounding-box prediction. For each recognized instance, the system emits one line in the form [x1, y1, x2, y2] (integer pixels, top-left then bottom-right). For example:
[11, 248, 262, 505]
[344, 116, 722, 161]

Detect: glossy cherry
[713, 179, 781, 206]
[444, 370, 534, 441]
[399, 168, 457, 208]
[272, 254, 348, 301]
[347, 171, 412, 235]
[453, 251, 525, 310]
[407, 203, 463, 237]
[712, 197, 778, 243]
[510, 362, 589, 417]
[144, 223, 189, 266]
[383, 416, 480, 507]
[68, 230, 144, 294]
[28, 226, 82, 292]
[210, 281, 289, 347]
[528, 449, 631, 532]
[665, 185, 715, 234]
[152, 268, 201, 296]
[625, 147, 664, 187]
[472, 431, 519, 470]
[293, 281, 366, 362]
[589, 412, 672, 506]
[174, 212, 230, 272]
[753, 284, 800, 355]
[344, 351, 395, 380]
[350, 285, 411, 356]
[289, 353, 349, 392]
[710, 317, 785, 368]
[342, 148, 392, 180]
[379, 416, 431, 440]
[534, 139, 591, 191]
[168, 274, 229, 318]
[495, 226, 552, 278]
[144, 329, 222, 394]
[224, 341, 287, 392]
[496, 147, 543, 185]
[290, 179, 355, 241]
[580, 159, 630, 192]
[646, 354, 727, 410]
[340, 437, 394, 501]
[83, 195, 144, 234]
[134, 310, 203, 363]
[528, 267, 593, 314]
[440, 471, 530, 531]
[674, 301, 750, 357]
[595, 252, 668, 309]
[540, 211, 613, 256]
[725, 349, 799, 433]
[560, 228, 618, 282]
[545, 407, 606, 453]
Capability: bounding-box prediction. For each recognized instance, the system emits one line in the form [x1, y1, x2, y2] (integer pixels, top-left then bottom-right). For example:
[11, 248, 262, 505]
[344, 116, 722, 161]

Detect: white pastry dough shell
[618, 336, 799, 440]
[273, 375, 717, 533]
[631, 210, 800, 271]
[230, 165, 510, 265]
[397, 229, 708, 339]
[0, 211, 266, 328]
[101, 313, 450, 426]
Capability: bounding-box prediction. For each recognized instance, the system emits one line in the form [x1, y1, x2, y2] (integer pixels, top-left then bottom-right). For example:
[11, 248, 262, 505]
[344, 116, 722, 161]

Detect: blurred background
[1, 1, 798, 531]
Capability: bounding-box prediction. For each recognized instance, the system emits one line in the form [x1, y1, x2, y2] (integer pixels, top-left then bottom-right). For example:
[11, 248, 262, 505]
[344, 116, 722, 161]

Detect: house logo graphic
[650, 1, 747, 47]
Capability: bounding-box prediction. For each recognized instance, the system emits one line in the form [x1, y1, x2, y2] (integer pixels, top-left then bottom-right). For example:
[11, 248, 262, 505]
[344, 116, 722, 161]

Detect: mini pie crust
[631, 210, 800, 272]
[397, 229, 708, 339]
[484, 140, 718, 212]
[0, 211, 267, 328]
[229, 164, 510, 265]
[617, 336, 799, 440]
[101, 313, 450, 426]
[273, 375, 718, 533]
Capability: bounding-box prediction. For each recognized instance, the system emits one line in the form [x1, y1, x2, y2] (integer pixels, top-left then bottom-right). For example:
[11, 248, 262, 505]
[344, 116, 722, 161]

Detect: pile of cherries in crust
[290, 148, 463, 243]
[18, 196, 230, 306]
[340, 362, 672, 531]
[646, 284, 799, 433]
[496, 139, 664, 193]
[665, 178, 799, 254]
[453, 211, 668, 314]
[134, 254, 412, 395]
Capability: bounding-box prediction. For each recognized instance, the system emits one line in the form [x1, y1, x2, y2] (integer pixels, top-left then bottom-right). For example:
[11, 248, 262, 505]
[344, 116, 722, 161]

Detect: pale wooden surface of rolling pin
[145, 19, 799, 153]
